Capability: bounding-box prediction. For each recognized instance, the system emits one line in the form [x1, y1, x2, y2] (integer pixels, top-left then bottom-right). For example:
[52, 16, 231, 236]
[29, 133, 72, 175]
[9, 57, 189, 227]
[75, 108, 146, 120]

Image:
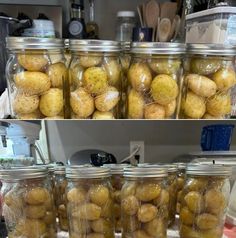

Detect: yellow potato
[128, 89, 145, 119]
[179, 207, 194, 226]
[121, 182, 137, 198]
[206, 93, 231, 117]
[24, 187, 50, 205]
[179, 225, 200, 238]
[18, 54, 48, 71]
[212, 68, 236, 91]
[47, 62, 67, 88]
[4, 191, 23, 209]
[187, 178, 208, 191]
[151, 74, 179, 105]
[149, 59, 181, 75]
[39, 88, 63, 117]
[91, 218, 113, 233]
[95, 86, 120, 112]
[136, 183, 161, 202]
[183, 91, 206, 119]
[128, 63, 152, 92]
[133, 230, 152, 238]
[199, 227, 223, 238]
[44, 211, 55, 225]
[137, 204, 158, 223]
[121, 195, 139, 216]
[177, 177, 185, 189]
[153, 189, 169, 207]
[123, 215, 140, 232]
[195, 213, 218, 230]
[72, 219, 91, 234]
[120, 55, 131, 73]
[83, 67, 108, 95]
[70, 64, 84, 88]
[25, 204, 46, 219]
[103, 59, 121, 86]
[87, 234, 105, 238]
[15, 71, 51, 95]
[100, 198, 113, 218]
[70, 87, 95, 118]
[92, 111, 115, 119]
[203, 113, 223, 119]
[186, 74, 217, 97]
[79, 55, 102, 68]
[143, 218, 166, 237]
[17, 110, 42, 119]
[165, 100, 176, 118]
[184, 191, 204, 214]
[72, 203, 101, 220]
[67, 187, 86, 204]
[88, 185, 110, 206]
[144, 103, 165, 119]
[13, 93, 39, 114]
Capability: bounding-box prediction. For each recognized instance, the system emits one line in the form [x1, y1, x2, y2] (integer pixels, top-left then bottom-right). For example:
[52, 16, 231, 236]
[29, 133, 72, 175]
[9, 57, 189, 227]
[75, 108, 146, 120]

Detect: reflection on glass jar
[178, 44, 236, 119]
[121, 166, 169, 238]
[0, 166, 57, 238]
[69, 40, 122, 119]
[66, 166, 115, 238]
[6, 37, 67, 119]
[126, 42, 185, 119]
[179, 164, 232, 238]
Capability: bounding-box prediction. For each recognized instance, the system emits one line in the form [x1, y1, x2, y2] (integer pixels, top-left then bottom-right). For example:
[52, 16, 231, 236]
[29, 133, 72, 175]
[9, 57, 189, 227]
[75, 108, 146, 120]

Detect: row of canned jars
[0, 163, 232, 238]
[6, 37, 236, 120]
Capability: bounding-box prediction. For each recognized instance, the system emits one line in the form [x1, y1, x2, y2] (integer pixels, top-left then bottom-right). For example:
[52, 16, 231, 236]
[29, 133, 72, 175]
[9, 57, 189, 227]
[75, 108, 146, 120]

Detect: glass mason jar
[121, 167, 169, 238]
[54, 166, 68, 231]
[178, 44, 236, 119]
[66, 166, 115, 238]
[179, 164, 232, 238]
[0, 166, 57, 238]
[45, 164, 56, 208]
[103, 164, 128, 233]
[126, 43, 185, 119]
[69, 40, 122, 119]
[6, 37, 67, 119]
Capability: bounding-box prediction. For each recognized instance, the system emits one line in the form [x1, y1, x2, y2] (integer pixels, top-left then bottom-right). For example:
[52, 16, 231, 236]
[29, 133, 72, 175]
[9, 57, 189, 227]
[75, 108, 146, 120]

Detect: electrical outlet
[130, 141, 145, 163]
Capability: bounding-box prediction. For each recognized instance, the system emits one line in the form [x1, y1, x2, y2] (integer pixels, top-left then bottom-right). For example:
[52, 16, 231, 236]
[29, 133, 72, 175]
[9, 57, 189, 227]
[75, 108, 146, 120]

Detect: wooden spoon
[142, 3, 147, 27]
[168, 15, 181, 41]
[137, 5, 144, 27]
[161, 2, 177, 22]
[173, 15, 181, 41]
[158, 18, 172, 42]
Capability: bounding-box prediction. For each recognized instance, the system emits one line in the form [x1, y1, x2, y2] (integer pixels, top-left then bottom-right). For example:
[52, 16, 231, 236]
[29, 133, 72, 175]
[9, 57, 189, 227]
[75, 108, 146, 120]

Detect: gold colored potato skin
[25, 204, 46, 219]
[195, 213, 218, 230]
[144, 103, 166, 119]
[18, 54, 48, 71]
[47, 62, 67, 88]
[88, 185, 110, 206]
[72, 203, 102, 220]
[13, 94, 39, 114]
[121, 195, 139, 216]
[127, 89, 144, 119]
[143, 218, 166, 237]
[179, 207, 194, 226]
[67, 187, 86, 204]
[137, 204, 158, 223]
[24, 187, 50, 205]
[184, 191, 204, 214]
[136, 183, 161, 202]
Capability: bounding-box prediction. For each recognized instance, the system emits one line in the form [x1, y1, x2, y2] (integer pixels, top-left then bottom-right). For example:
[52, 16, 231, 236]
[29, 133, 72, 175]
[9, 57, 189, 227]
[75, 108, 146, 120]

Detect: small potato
[206, 93, 231, 117]
[72, 203, 101, 220]
[87, 233, 105, 238]
[128, 89, 145, 119]
[13, 93, 39, 114]
[67, 187, 86, 204]
[123, 215, 140, 232]
[165, 100, 176, 118]
[128, 63, 152, 92]
[70, 87, 95, 118]
[203, 113, 223, 119]
[113, 190, 121, 203]
[149, 59, 181, 75]
[24, 187, 49, 205]
[133, 230, 152, 238]
[137, 204, 158, 223]
[183, 91, 206, 119]
[70, 64, 84, 88]
[187, 74, 217, 97]
[153, 189, 169, 207]
[121, 195, 139, 216]
[195, 213, 218, 230]
[187, 178, 208, 192]
[4, 191, 23, 209]
[91, 218, 113, 233]
[100, 198, 113, 218]
[44, 211, 55, 225]
[143, 218, 166, 237]
[15, 71, 51, 95]
[144, 103, 165, 119]
[18, 54, 48, 71]
[92, 111, 115, 119]
[39, 88, 63, 117]
[47, 62, 67, 88]
[103, 59, 121, 86]
[151, 74, 179, 105]
[184, 191, 204, 214]
[18, 110, 42, 119]
[120, 55, 131, 73]
[95, 86, 120, 112]
[72, 219, 91, 234]
[205, 189, 226, 215]
[83, 67, 108, 95]
[179, 207, 194, 226]
[88, 185, 110, 206]
[199, 227, 223, 238]
[25, 204, 46, 219]
[179, 225, 200, 238]
[79, 55, 102, 68]
[177, 177, 185, 189]
[212, 68, 236, 91]
[121, 182, 137, 198]
[136, 183, 161, 202]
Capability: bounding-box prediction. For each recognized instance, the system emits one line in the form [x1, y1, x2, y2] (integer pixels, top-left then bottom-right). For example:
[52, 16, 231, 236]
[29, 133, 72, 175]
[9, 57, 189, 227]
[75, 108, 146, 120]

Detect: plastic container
[0, 166, 57, 238]
[6, 37, 67, 119]
[179, 164, 232, 238]
[121, 166, 169, 238]
[186, 7, 236, 44]
[126, 42, 185, 119]
[69, 40, 122, 119]
[65, 166, 115, 238]
[178, 44, 236, 119]
[201, 124, 235, 151]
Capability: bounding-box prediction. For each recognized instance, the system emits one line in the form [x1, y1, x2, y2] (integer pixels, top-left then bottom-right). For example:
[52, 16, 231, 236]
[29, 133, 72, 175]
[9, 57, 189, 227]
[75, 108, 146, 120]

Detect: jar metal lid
[6, 37, 64, 50]
[187, 44, 236, 56]
[121, 41, 131, 51]
[69, 39, 121, 52]
[66, 166, 110, 179]
[186, 164, 232, 176]
[0, 166, 48, 180]
[103, 164, 129, 175]
[124, 167, 168, 178]
[174, 163, 187, 170]
[138, 163, 178, 173]
[131, 42, 186, 54]
[54, 166, 66, 175]
[44, 164, 55, 172]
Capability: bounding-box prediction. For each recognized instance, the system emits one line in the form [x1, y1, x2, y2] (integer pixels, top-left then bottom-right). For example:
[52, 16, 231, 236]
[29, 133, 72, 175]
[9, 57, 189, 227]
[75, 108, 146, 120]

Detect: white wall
[45, 121, 236, 164]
